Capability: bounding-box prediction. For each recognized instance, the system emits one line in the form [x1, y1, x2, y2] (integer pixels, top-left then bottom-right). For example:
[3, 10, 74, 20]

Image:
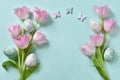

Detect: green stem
[34, 22, 39, 29]
[26, 44, 33, 56]
[101, 19, 104, 34]
[25, 22, 38, 56]
[30, 22, 38, 41]
[102, 33, 109, 53]
[19, 65, 26, 80]
[22, 50, 25, 66]
[17, 48, 21, 69]
[21, 20, 25, 34]
[92, 55, 110, 80]
[19, 73, 26, 80]
[19, 49, 26, 80]
[100, 19, 109, 59]
[18, 21, 38, 80]
[95, 65, 110, 80]
[98, 47, 104, 65]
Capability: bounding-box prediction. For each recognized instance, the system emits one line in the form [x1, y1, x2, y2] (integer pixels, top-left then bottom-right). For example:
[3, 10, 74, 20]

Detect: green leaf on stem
[2, 60, 17, 70]
[25, 63, 39, 78]
[97, 47, 103, 66]
[92, 55, 110, 80]
[94, 63, 110, 80]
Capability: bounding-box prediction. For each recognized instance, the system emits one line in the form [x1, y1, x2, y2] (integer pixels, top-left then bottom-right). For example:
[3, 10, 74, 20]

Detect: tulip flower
[8, 24, 21, 38]
[14, 6, 29, 20]
[104, 18, 116, 33]
[90, 34, 104, 47]
[33, 31, 47, 45]
[24, 19, 34, 33]
[25, 53, 37, 67]
[94, 5, 110, 19]
[81, 42, 95, 56]
[14, 34, 30, 49]
[33, 7, 48, 23]
[89, 19, 102, 33]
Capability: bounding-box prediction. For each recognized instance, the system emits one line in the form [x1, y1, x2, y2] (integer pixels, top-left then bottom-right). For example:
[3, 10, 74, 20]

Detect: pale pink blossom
[81, 42, 95, 56]
[90, 34, 104, 46]
[14, 34, 30, 49]
[94, 5, 110, 18]
[33, 31, 46, 45]
[33, 7, 48, 23]
[14, 6, 29, 20]
[104, 18, 116, 32]
[89, 19, 102, 33]
[8, 24, 21, 38]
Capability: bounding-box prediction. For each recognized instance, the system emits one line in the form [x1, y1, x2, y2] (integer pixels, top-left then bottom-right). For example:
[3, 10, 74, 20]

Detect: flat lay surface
[0, 0, 120, 80]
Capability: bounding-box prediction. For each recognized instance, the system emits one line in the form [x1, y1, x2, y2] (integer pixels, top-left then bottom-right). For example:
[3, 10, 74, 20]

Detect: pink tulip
[8, 24, 21, 38]
[33, 31, 46, 45]
[33, 7, 48, 23]
[104, 18, 116, 32]
[81, 42, 95, 56]
[90, 34, 104, 46]
[94, 5, 110, 19]
[89, 19, 102, 33]
[14, 6, 29, 20]
[14, 34, 30, 49]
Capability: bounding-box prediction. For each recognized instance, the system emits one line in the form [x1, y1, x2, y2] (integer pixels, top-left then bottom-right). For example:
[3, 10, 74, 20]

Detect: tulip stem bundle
[2, 6, 48, 80]
[17, 22, 39, 80]
[81, 5, 116, 80]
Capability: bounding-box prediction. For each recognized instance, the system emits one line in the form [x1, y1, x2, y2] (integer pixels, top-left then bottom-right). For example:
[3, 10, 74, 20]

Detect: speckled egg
[104, 47, 114, 62]
[24, 19, 34, 33]
[25, 53, 37, 67]
[4, 47, 17, 59]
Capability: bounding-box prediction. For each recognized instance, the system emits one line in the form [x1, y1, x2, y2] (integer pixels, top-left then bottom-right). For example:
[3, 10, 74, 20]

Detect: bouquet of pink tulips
[2, 6, 48, 80]
[81, 5, 116, 80]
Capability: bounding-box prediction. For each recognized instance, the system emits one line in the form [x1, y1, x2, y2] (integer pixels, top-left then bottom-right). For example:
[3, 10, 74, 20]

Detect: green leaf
[92, 55, 110, 80]
[96, 47, 104, 66]
[2, 60, 17, 70]
[25, 63, 39, 78]
[95, 65, 110, 80]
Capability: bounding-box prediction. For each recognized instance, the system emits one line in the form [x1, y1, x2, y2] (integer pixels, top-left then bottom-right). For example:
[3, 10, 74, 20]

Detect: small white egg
[24, 19, 34, 33]
[4, 47, 17, 59]
[104, 47, 114, 62]
[25, 53, 37, 67]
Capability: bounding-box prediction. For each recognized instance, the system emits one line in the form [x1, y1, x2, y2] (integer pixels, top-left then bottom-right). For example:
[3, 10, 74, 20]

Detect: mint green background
[0, 0, 120, 80]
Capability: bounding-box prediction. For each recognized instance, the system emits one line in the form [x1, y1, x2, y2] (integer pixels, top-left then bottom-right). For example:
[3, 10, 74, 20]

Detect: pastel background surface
[0, 0, 120, 80]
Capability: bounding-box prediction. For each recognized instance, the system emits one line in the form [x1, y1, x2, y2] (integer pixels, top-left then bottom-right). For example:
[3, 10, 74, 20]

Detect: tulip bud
[8, 24, 21, 38]
[104, 48, 114, 62]
[14, 34, 30, 49]
[33, 7, 48, 23]
[24, 19, 34, 33]
[25, 53, 37, 67]
[90, 34, 104, 47]
[81, 42, 95, 56]
[89, 19, 102, 33]
[14, 6, 29, 20]
[33, 31, 47, 45]
[104, 18, 116, 33]
[94, 5, 110, 19]
[4, 47, 17, 59]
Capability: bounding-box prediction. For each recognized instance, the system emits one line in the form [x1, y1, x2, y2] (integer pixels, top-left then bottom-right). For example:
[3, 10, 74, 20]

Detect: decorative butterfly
[53, 11, 61, 19]
[78, 14, 87, 22]
[66, 7, 73, 14]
